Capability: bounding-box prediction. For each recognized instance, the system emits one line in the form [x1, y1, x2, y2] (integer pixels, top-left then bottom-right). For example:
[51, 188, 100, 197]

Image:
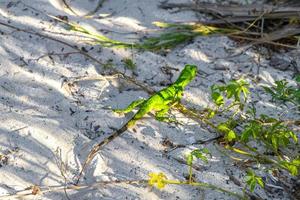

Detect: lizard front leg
[113, 99, 145, 114]
[155, 105, 170, 121]
[155, 103, 183, 124]
[127, 102, 153, 127]
[154, 105, 178, 124]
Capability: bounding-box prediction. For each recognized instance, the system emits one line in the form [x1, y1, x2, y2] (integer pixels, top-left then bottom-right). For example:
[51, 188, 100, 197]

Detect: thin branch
[0, 180, 147, 199]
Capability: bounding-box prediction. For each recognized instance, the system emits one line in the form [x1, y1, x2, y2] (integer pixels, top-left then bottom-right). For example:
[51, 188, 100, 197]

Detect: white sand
[0, 0, 298, 199]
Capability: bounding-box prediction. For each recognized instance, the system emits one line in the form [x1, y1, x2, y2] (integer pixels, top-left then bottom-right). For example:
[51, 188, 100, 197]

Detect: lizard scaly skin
[76, 65, 197, 183]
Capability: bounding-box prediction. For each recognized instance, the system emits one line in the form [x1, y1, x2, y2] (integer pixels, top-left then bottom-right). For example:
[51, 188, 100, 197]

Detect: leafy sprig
[263, 76, 300, 107]
[211, 79, 250, 110]
[207, 79, 299, 177]
[122, 58, 136, 70]
[241, 115, 298, 152]
[245, 170, 264, 192]
[279, 157, 300, 176]
[217, 121, 237, 142]
[186, 148, 211, 183]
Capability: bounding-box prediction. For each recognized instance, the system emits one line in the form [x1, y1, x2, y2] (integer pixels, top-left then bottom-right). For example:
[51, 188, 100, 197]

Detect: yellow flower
[148, 172, 167, 189]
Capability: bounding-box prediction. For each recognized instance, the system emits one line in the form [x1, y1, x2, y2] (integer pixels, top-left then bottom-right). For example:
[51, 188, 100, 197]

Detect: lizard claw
[156, 116, 179, 124]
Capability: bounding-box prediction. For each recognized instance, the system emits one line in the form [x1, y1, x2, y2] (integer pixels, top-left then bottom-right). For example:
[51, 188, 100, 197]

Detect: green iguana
[76, 65, 197, 183]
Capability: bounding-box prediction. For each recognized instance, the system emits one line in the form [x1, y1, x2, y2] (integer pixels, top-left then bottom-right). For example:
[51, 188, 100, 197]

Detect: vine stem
[164, 180, 246, 199]
[0, 180, 147, 199]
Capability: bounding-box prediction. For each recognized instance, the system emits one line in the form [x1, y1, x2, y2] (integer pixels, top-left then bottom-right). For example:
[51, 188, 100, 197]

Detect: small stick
[9, 126, 28, 133]
[260, 17, 265, 38]
[61, 0, 78, 16]
[167, 135, 223, 153]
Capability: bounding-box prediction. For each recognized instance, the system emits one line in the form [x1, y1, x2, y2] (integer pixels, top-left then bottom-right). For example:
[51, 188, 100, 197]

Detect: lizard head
[174, 65, 197, 88]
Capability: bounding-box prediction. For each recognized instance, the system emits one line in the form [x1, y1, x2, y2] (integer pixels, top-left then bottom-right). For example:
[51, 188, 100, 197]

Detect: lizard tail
[75, 123, 129, 184]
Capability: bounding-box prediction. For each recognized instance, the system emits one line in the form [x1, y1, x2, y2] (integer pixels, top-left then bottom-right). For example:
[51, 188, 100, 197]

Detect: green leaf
[212, 92, 224, 106]
[202, 148, 210, 154]
[271, 136, 279, 150]
[226, 130, 236, 142]
[249, 180, 256, 192]
[207, 109, 216, 119]
[241, 86, 250, 98]
[289, 131, 298, 143]
[295, 75, 300, 83]
[262, 86, 275, 96]
[289, 165, 298, 176]
[217, 123, 236, 142]
[226, 84, 235, 99]
[245, 170, 263, 192]
[186, 154, 193, 166]
[292, 157, 300, 165]
[241, 128, 251, 142]
[190, 148, 211, 163]
[211, 79, 250, 109]
[263, 78, 299, 106]
[122, 58, 136, 70]
[283, 163, 298, 176]
[247, 170, 255, 177]
[197, 154, 208, 163]
[217, 124, 230, 133]
[256, 177, 264, 188]
[279, 157, 300, 176]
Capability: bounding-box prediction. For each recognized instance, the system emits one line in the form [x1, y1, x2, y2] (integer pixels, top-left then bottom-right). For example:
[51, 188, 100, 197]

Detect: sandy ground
[0, 0, 299, 199]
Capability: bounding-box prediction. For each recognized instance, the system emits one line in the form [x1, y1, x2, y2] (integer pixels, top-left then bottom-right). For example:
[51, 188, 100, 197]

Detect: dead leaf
[31, 185, 41, 195]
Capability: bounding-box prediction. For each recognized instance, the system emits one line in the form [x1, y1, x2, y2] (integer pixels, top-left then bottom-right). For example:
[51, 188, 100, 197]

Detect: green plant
[279, 156, 300, 176]
[147, 172, 244, 199]
[217, 122, 237, 142]
[122, 58, 136, 70]
[292, 75, 300, 105]
[64, 20, 235, 51]
[245, 170, 264, 192]
[139, 22, 235, 51]
[66, 22, 134, 48]
[241, 115, 298, 152]
[263, 76, 300, 106]
[147, 148, 244, 199]
[186, 148, 211, 183]
[211, 79, 250, 109]
[206, 79, 299, 178]
[209, 79, 250, 143]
